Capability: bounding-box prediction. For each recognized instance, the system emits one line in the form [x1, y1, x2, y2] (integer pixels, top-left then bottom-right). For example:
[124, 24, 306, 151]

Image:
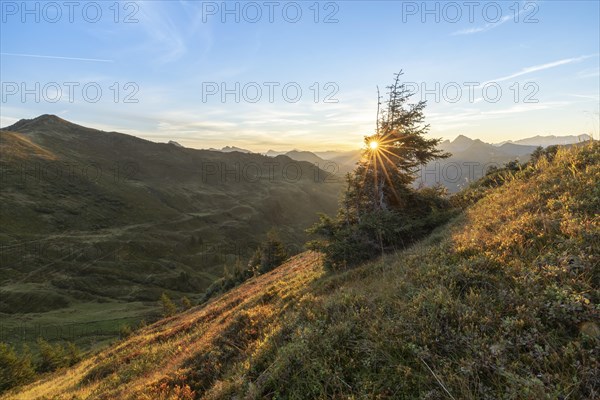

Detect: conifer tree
[160, 292, 177, 317]
[309, 71, 453, 269]
[346, 71, 449, 218]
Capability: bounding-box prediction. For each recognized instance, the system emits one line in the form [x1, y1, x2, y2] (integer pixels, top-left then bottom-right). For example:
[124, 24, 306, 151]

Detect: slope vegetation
[4, 143, 598, 399]
[0, 115, 342, 348]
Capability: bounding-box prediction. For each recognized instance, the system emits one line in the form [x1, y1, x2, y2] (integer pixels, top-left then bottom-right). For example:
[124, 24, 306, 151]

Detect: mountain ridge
[5, 115, 590, 159]
[496, 133, 592, 147]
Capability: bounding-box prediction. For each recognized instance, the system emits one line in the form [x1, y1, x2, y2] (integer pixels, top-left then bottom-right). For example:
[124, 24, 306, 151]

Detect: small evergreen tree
[35, 338, 79, 373]
[36, 337, 65, 373]
[160, 292, 177, 317]
[0, 343, 35, 392]
[258, 230, 288, 273]
[530, 146, 544, 162]
[119, 324, 133, 339]
[346, 71, 449, 217]
[247, 231, 288, 274]
[309, 71, 453, 269]
[64, 342, 81, 366]
[181, 296, 193, 310]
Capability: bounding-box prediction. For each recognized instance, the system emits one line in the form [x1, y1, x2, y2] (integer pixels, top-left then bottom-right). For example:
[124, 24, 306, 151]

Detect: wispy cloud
[137, 3, 187, 63]
[452, 13, 516, 36]
[428, 101, 570, 129]
[483, 102, 569, 115]
[0, 52, 113, 63]
[451, 0, 540, 36]
[134, 2, 213, 65]
[566, 94, 600, 101]
[576, 68, 600, 79]
[483, 55, 596, 84]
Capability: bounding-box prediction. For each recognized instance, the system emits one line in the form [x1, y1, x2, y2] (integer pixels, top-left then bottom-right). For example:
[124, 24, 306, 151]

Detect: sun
[369, 140, 379, 150]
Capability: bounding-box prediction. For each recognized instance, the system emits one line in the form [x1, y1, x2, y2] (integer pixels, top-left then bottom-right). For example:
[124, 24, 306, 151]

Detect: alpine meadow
[1, 1, 598, 399]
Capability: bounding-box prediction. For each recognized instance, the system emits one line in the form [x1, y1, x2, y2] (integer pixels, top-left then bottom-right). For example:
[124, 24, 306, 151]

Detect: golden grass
[0, 131, 57, 161]
[2, 252, 323, 399]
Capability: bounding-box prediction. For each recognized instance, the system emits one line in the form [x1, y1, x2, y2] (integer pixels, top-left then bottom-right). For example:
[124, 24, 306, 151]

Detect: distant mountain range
[265, 149, 361, 175]
[419, 134, 592, 191]
[202, 148, 360, 175]
[261, 134, 593, 192]
[207, 145, 254, 153]
[203, 134, 593, 158]
[496, 134, 592, 147]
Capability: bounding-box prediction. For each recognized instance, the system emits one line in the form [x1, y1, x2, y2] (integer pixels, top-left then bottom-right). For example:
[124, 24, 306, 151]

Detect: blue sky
[1, 0, 599, 151]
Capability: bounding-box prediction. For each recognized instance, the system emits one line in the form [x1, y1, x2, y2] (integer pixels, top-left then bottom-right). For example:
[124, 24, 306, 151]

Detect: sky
[1, 0, 599, 151]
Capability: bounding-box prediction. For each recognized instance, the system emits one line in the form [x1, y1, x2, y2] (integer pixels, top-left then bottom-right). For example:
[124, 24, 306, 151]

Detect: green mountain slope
[0, 115, 343, 348]
[3, 142, 598, 399]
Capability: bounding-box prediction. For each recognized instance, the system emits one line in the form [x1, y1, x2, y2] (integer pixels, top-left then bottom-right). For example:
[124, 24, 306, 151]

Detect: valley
[0, 115, 343, 350]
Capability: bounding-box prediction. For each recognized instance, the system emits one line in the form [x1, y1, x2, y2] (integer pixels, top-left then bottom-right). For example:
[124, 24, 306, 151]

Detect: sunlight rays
[358, 134, 404, 205]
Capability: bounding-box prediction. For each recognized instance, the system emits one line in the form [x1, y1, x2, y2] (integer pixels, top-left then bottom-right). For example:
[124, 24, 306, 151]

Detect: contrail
[482, 54, 597, 85]
[0, 52, 114, 63]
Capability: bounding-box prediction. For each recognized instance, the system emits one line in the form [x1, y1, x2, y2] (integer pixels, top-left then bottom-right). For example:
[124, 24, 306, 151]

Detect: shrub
[181, 296, 193, 311]
[0, 343, 35, 393]
[309, 187, 456, 270]
[160, 293, 177, 317]
[249, 230, 288, 274]
[36, 338, 80, 373]
[119, 324, 133, 339]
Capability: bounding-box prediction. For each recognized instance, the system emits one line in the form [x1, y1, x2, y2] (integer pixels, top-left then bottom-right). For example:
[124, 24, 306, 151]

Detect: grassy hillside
[0, 115, 343, 350]
[3, 143, 598, 399]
